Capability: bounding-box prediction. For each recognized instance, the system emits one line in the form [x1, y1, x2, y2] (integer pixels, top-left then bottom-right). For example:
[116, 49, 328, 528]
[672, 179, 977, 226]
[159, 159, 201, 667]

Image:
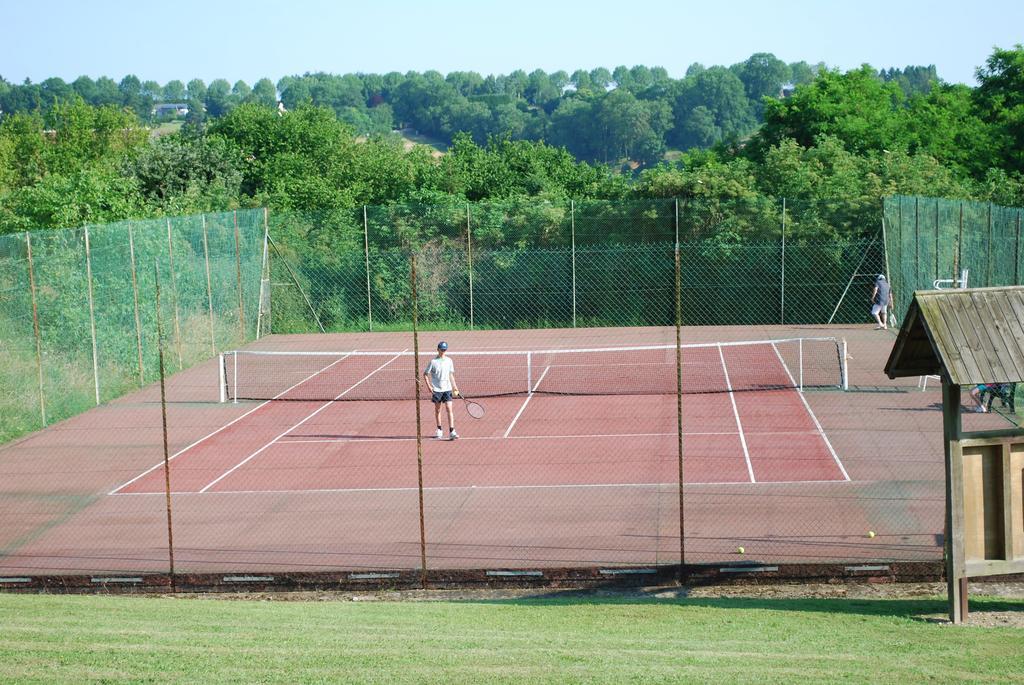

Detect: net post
[780, 197, 786, 324]
[218, 353, 226, 403]
[571, 199, 577, 328]
[841, 338, 849, 390]
[363, 205, 372, 332]
[83, 226, 101, 406]
[202, 215, 216, 355]
[466, 202, 474, 330]
[233, 351, 239, 404]
[526, 351, 533, 393]
[25, 232, 47, 426]
[234, 210, 246, 343]
[798, 337, 804, 392]
[154, 260, 177, 592]
[166, 218, 184, 370]
[410, 252, 428, 588]
[127, 225, 145, 385]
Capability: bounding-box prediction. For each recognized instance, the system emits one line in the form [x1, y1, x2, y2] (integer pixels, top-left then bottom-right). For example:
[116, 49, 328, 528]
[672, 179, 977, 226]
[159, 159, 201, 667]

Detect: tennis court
[0, 323, 986, 577]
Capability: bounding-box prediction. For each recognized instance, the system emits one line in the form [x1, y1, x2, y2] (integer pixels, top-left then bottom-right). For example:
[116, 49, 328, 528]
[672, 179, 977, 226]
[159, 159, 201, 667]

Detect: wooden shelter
[885, 286, 1024, 623]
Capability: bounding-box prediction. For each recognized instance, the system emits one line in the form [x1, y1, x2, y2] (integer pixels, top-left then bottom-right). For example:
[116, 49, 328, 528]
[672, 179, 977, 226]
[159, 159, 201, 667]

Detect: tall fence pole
[955, 201, 964, 277]
[914, 197, 920, 290]
[233, 210, 246, 343]
[675, 208, 685, 575]
[571, 200, 577, 328]
[127, 225, 145, 385]
[256, 208, 271, 338]
[154, 261, 177, 592]
[201, 215, 216, 355]
[363, 205, 372, 331]
[166, 219, 183, 370]
[987, 202, 993, 287]
[1016, 209, 1022, 284]
[466, 203, 474, 330]
[83, 226, 101, 405]
[780, 197, 786, 324]
[25, 233, 46, 426]
[411, 253, 428, 588]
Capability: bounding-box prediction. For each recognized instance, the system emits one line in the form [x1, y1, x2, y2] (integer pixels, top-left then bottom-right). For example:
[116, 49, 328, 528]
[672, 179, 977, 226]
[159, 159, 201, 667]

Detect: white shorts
[871, 304, 886, 316]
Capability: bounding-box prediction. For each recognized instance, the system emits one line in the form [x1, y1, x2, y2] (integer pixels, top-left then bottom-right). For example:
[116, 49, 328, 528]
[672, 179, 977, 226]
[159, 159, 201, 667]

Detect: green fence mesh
[884, 195, 1024, 318]
[0, 210, 265, 444]
[268, 198, 884, 333]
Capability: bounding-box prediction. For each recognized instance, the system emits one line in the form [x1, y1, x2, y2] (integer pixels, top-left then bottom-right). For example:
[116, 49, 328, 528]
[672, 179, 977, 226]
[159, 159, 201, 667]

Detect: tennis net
[219, 337, 847, 402]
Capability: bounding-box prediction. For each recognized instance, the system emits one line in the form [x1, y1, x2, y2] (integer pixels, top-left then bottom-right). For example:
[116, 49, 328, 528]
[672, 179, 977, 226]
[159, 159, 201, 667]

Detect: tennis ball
[867, 531, 876, 538]
[737, 546, 745, 554]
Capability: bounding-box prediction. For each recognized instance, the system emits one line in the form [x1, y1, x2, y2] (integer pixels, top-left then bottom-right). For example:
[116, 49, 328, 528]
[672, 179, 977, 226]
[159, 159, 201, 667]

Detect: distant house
[153, 103, 189, 118]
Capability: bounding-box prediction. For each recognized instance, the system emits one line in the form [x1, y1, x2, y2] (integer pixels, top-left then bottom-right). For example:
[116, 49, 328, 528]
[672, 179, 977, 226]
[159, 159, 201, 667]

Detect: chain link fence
[0, 210, 266, 444]
[884, 195, 1024, 320]
[1, 198, 966, 588]
[267, 198, 885, 334]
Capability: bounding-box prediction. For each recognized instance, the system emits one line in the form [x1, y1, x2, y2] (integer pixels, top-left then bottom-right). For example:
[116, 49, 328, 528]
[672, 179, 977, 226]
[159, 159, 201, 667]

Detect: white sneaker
[449, 430, 459, 440]
[435, 428, 443, 439]
[975, 406, 987, 413]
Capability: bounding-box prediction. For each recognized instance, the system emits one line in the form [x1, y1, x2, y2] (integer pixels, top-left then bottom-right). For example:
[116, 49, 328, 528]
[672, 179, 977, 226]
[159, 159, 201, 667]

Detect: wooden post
[411, 253, 428, 588]
[987, 202, 993, 287]
[942, 379, 965, 623]
[201, 215, 216, 355]
[154, 261, 176, 591]
[675, 226, 685, 578]
[83, 227, 101, 405]
[25, 233, 46, 426]
[127, 226, 145, 385]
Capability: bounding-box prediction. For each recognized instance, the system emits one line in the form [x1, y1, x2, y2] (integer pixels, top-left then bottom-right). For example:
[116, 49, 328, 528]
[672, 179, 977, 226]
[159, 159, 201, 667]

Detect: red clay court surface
[2, 325, 1016, 576]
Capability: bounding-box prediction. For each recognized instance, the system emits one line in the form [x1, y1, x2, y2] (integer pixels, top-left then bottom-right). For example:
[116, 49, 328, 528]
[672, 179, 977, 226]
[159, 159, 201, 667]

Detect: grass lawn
[1, 593, 1022, 683]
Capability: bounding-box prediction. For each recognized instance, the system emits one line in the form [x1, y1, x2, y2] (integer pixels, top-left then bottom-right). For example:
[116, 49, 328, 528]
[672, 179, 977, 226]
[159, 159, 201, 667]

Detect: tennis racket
[459, 394, 485, 419]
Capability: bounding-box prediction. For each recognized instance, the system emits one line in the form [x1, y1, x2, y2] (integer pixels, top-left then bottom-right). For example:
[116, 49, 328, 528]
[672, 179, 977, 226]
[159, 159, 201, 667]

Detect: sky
[2, 0, 1021, 87]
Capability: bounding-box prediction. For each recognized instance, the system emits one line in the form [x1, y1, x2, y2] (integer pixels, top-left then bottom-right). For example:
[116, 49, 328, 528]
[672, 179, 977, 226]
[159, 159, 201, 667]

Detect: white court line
[771, 343, 851, 481]
[108, 351, 357, 495]
[277, 429, 825, 445]
[197, 352, 406, 493]
[113, 477, 854, 497]
[503, 365, 550, 438]
[718, 344, 755, 483]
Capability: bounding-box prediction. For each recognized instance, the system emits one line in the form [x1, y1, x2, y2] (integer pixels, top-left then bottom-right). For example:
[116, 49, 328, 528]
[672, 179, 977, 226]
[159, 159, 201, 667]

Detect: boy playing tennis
[423, 341, 460, 440]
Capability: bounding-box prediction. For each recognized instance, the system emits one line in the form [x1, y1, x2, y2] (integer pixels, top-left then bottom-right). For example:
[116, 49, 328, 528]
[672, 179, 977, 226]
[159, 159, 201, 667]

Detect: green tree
[974, 44, 1024, 173]
[251, 78, 278, 107]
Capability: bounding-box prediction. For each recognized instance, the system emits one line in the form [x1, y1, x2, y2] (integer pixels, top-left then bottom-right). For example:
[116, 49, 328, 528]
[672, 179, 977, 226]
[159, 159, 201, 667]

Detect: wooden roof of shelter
[885, 286, 1024, 385]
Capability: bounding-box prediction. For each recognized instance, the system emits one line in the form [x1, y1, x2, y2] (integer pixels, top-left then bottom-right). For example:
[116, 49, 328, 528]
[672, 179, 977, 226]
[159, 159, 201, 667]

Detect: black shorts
[431, 391, 453, 403]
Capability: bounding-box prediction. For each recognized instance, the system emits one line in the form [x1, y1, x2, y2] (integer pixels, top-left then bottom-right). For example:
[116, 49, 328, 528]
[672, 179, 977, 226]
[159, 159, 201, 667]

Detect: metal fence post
[127, 225, 145, 385]
[25, 232, 46, 426]
[363, 205, 372, 331]
[466, 202, 474, 329]
[256, 208, 271, 338]
[1015, 209, 1022, 284]
[780, 197, 786, 324]
[201, 215, 216, 355]
[166, 218, 183, 370]
[987, 202, 993, 286]
[571, 200, 577, 327]
[233, 210, 246, 342]
[83, 226, 101, 405]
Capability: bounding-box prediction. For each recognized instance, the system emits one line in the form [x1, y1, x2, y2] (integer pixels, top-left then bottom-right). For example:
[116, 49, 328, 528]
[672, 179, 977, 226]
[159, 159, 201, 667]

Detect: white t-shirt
[424, 356, 455, 392]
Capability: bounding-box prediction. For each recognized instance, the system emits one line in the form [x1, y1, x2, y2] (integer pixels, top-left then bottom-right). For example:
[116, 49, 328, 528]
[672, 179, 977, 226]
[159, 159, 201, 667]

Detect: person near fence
[870, 274, 893, 329]
[423, 341, 460, 440]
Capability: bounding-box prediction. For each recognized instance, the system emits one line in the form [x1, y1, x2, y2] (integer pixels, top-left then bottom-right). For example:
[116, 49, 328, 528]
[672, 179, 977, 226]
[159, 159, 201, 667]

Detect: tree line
[0, 46, 1021, 239]
[1, 55, 940, 166]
